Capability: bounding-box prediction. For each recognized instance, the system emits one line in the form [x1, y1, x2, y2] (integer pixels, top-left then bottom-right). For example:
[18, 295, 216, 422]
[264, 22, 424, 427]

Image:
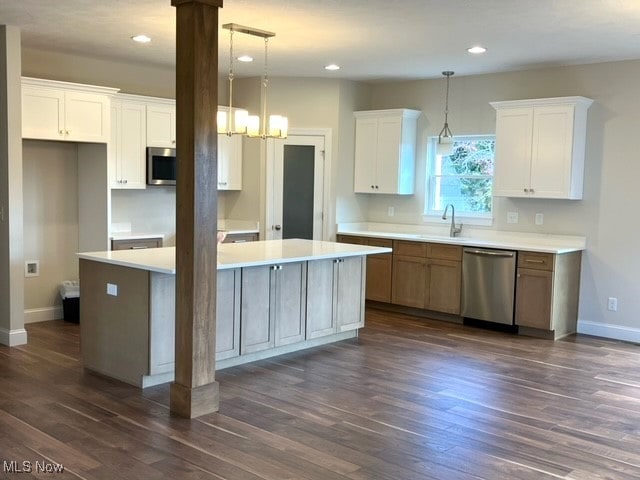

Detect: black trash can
[59, 281, 80, 323]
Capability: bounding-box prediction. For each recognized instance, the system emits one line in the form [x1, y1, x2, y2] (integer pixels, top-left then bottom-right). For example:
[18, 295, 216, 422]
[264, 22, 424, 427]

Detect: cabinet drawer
[427, 243, 462, 261]
[336, 235, 368, 245]
[518, 252, 553, 271]
[367, 238, 393, 248]
[393, 240, 427, 258]
[223, 233, 258, 243]
[111, 238, 163, 250]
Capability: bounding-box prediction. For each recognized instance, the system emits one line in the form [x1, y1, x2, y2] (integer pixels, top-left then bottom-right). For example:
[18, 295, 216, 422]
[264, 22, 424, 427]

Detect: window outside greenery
[426, 135, 495, 218]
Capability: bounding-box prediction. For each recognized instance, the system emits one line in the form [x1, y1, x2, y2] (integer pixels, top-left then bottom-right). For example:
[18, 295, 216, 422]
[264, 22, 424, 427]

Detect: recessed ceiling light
[131, 34, 151, 44]
[467, 45, 487, 54]
[237, 55, 254, 62]
[325, 64, 340, 71]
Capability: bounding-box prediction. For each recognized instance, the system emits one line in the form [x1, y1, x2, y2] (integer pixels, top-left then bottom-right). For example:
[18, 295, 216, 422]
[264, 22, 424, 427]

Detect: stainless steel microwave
[147, 147, 177, 186]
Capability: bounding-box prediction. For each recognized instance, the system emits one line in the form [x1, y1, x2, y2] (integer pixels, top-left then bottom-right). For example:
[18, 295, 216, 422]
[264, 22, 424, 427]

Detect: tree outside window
[426, 135, 495, 218]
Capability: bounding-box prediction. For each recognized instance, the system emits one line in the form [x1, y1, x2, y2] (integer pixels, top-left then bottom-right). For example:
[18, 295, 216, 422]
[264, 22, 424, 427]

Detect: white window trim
[424, 135, 495, 226]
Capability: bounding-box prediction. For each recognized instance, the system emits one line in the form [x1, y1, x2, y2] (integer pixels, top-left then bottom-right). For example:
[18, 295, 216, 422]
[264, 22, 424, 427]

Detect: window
[425, 135, 495, 222]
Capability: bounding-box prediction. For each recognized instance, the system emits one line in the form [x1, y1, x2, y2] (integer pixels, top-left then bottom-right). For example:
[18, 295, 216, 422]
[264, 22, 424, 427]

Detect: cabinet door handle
[530, 188, 535, 194]
[59, 129, 64, 136]
[525, 259, 544, 264]
[371, 185, 375, 189]
[130, 246, 149, 250]
[123, 179, 128, 184]
[523, 188, 529, 193]
[66, 130, 70, 135]
[375, 185, 379, 189]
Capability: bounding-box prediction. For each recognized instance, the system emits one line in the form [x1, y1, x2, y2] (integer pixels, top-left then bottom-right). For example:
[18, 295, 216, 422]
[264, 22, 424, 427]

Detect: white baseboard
[0, 327, 28, 346]
[578, 320, 640, 344]
[24, 306, 63, 324]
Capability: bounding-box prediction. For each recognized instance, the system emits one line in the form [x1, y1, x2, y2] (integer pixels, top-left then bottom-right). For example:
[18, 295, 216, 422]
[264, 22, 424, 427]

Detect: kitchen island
[78, 239, 391, 388]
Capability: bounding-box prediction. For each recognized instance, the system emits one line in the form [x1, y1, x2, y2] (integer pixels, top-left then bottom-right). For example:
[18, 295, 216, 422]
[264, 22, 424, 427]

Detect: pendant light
[218, 23, 288, 140]
[437, 71, 455, 156]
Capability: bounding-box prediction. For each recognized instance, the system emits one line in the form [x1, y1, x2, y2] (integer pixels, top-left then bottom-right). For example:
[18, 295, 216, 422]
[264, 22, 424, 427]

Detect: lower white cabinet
[240, 262, 307, 354]
[216, 268, 241, 360]
[307, 256, 366, 339]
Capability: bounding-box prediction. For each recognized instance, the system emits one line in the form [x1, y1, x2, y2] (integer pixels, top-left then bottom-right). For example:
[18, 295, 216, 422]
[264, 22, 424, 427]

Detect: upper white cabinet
[353, 109, 420, 195]
[491, 96, 593, 199]
[22, 77, 117, 143]
[109, 94, 147, 189]
[146, 100, 176, 148]
[217, 133, 243, 190]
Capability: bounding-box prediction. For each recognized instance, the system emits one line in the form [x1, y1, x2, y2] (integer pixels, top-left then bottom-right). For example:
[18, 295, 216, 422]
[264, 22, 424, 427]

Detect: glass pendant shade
[437, 71, 455, 155]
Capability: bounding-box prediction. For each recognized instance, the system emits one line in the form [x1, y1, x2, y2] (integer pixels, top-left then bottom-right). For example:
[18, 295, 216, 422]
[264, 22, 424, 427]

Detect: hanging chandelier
[437, 71, 455, 155]
[217, 23, 288, 140]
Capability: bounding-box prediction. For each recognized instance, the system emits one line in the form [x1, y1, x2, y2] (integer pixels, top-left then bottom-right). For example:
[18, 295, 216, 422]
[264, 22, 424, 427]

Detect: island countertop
[77, 239, 392, 274]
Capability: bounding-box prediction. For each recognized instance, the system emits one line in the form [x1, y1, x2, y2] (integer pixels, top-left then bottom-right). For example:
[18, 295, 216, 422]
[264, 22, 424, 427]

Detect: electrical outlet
[387, 206, 395, 217]
[507, 211, 519, 224]
[535, 213, 544, 225]
[607, 297, 618, 312]
[107, 283, 118, 296]
[24, 260, 39, 277]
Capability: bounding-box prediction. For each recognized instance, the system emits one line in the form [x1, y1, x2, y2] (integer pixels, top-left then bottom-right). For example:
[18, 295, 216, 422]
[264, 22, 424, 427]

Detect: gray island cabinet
[78, 239, 390, 388]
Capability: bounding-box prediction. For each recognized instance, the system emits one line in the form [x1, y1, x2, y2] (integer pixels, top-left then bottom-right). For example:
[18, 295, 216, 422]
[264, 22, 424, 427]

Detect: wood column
[170, 0, 223, 418]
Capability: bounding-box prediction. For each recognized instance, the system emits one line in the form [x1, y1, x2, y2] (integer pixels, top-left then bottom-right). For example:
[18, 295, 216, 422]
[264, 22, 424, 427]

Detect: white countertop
[338, 222, 586, 254]
[78, 239, 391, 274]
[109, 220, 259, 241]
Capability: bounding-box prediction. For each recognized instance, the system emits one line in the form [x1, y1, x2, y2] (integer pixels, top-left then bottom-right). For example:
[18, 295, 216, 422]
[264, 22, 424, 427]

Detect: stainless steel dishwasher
[461, 248, 517, 325]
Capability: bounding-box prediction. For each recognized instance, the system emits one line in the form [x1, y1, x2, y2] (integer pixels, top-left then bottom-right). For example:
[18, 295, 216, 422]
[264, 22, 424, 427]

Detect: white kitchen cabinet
[146, 100, 176, 148]
[22, 77, 116, 143]
[306, 256, 366, 339]
[216, 268, 241, 361]
[240, 262, 307, 354]
[109, 95, 147, 189]
[353, 109, 420, 194]
[217, 133, 243, 190]
[491, 96, 593, 199]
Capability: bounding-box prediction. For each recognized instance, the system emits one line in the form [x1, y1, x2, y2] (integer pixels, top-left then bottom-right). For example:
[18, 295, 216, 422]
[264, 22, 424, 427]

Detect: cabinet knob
[59, 129, 64, 136]
[371, 185, 375, 189]
[172, 140, 176, 144]
[274, 224, 281, 231]
[530, 188, 534, 194]
[66, 130, 70, 135]
[375, 185, 379, 189]
[524, 188, 529, 193]
[123, 179, 128, 184]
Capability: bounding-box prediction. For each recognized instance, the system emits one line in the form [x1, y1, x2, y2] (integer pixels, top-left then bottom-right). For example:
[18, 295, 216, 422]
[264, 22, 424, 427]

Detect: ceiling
[3, 0, 640, 81]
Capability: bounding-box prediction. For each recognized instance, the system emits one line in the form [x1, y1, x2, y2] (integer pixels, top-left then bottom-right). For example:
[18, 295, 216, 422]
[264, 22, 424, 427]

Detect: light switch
[535, 213, 544, 225]
[106, 283, 118, 296]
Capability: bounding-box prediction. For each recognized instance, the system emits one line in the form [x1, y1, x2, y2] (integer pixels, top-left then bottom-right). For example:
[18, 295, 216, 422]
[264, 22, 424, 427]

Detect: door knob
[274, 225, 281, 231]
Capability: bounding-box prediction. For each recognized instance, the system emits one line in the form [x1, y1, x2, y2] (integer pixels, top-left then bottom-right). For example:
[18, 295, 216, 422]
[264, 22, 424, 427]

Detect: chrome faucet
[442, 204, 462, 237]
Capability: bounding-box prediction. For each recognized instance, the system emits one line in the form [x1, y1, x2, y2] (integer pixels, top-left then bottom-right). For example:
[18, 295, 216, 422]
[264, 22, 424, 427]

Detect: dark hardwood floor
[2, 309, 640, 479]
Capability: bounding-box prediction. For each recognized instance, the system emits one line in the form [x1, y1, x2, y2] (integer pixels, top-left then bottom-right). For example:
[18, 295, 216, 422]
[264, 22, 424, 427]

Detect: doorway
[265, 132, 329, 241]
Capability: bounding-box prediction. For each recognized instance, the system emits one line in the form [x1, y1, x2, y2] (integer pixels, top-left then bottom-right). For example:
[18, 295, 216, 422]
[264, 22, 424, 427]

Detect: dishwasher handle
[463, 248, 514, 258]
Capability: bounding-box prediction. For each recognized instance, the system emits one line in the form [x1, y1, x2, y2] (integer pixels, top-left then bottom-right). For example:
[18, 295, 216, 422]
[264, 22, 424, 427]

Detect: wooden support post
[170, 0, 223, 418]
